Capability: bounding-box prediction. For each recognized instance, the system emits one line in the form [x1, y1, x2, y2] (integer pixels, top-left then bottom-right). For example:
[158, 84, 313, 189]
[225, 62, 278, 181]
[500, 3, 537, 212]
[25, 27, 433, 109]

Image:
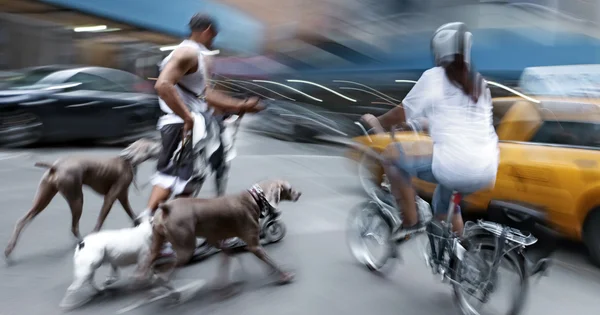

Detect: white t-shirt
[403, 67, 499, 192]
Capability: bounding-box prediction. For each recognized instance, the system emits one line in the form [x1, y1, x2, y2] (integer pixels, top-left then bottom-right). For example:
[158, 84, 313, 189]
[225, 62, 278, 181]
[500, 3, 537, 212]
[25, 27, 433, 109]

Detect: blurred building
[0, 0, 264, 73]
[2, 0, 600, 82]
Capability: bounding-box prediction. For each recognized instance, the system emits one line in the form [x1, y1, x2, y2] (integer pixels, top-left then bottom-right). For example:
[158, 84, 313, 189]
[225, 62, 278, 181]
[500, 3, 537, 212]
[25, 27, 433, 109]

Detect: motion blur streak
[485, 81, 541, 103]
[338, 87, 397, 106]
[287, 79, 357, 102]
[213, 81, 241, 92]
[226, 80, 296, 101]
[279, 113, 348, 136]
[333, 80, 401, 103]
[253, 80, 323, 102]
[214, 80, 273, 100]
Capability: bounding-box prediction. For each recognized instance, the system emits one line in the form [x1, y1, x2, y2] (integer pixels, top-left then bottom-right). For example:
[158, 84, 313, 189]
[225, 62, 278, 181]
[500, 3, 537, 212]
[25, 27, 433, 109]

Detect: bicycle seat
[488, 200, 547, 226]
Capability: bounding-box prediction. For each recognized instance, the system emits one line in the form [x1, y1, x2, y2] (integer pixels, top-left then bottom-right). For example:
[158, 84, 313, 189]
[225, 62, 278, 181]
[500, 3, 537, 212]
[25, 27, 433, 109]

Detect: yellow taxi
[348, 65, 600, 267]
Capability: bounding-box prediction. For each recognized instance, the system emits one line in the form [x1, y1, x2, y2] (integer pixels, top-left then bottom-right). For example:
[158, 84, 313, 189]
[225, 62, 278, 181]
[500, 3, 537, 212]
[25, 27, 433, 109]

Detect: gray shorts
[155, 120, 226, 196]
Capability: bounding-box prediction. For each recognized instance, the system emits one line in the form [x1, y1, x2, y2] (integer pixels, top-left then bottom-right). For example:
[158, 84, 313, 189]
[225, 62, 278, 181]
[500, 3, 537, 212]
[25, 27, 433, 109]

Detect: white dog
[59, 212, 154, 309]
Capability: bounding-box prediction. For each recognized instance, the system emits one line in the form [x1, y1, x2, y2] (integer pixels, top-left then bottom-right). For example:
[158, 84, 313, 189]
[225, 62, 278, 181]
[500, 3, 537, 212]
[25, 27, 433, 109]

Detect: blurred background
[3, 1, 600, 314]
[3, 0, 600, 146]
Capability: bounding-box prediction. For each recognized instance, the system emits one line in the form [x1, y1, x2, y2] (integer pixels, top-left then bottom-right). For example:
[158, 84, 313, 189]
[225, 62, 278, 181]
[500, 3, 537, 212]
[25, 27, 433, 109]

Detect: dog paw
[103, 277, 119, 287]
[4, 245, 14, 258]
[277, 271, 295, 285]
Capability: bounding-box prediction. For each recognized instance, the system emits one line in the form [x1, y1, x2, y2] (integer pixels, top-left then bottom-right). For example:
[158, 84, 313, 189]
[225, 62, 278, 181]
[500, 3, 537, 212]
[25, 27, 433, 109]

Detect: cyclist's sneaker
[154, 242, 176, 265]
[391, 222, 426, 241]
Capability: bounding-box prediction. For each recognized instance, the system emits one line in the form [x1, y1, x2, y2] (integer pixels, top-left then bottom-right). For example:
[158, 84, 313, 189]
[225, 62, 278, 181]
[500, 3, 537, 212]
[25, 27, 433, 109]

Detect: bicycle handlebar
[355, 119, 419, 142]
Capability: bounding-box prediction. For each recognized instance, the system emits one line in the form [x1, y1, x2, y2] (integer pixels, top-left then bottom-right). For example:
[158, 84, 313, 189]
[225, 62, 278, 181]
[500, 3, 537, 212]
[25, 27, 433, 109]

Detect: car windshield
[3, 69, 61, 88]
[520, 71, 600, 98]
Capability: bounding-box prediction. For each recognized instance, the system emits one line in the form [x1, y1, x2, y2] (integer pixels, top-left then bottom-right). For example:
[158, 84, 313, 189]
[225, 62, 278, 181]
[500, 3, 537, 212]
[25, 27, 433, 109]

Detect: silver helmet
[431, 22, 473, 67]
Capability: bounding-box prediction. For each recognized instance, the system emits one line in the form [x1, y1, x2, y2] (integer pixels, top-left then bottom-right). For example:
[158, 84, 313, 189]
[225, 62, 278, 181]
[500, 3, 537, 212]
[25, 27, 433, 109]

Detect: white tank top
[157, 40, 212, 128]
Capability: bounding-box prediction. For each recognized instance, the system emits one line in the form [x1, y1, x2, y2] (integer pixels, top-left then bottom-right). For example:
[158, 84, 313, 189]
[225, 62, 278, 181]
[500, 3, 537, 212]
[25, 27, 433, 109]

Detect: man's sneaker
[133, 209, 151, 226]
[391, 222, 426, 241]
[154, 243, 176, 266]
[222, 237, 244, 248]
[195, 238, 207, 248]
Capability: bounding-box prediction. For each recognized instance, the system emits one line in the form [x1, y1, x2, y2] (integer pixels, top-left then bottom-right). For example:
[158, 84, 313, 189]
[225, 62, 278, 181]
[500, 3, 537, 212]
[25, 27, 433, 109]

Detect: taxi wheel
[583, 209, 600, 267]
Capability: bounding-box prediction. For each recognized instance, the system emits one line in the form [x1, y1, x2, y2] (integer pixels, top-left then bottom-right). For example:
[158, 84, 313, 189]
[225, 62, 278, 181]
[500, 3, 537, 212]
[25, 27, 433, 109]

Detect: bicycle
[346, 121, 555, 315]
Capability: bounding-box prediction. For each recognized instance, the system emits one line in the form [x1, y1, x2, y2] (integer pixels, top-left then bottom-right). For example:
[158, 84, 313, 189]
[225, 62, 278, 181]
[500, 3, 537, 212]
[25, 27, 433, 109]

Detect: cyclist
[362, 22, 499, 240]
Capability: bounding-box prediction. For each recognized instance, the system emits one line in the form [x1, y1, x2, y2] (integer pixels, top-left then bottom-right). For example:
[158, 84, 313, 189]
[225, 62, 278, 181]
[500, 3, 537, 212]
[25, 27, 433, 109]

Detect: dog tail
[34, 162, 56, 174]
[73, 241, 85, 259]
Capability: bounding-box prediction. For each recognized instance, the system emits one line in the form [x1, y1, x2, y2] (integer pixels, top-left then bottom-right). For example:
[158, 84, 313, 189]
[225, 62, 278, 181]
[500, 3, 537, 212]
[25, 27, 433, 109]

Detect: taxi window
[520, 71, 600, 97]
[530, 121, 600, 148]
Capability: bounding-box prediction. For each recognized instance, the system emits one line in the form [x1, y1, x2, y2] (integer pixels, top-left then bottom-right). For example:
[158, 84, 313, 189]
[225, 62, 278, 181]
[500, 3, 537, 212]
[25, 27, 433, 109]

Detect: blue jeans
[385, 143, 464, 216]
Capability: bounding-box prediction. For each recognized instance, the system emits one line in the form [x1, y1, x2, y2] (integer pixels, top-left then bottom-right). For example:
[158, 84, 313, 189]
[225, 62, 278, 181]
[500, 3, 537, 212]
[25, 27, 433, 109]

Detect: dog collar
[248, 184, 274, 218]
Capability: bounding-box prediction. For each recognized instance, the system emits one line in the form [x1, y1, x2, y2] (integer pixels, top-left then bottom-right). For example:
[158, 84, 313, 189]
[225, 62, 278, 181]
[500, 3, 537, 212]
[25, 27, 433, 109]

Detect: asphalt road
[1, 125, 600, 315]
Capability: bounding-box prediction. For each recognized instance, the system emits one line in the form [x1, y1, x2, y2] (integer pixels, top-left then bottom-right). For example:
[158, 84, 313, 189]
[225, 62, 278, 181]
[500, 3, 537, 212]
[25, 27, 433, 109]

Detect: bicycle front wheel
[346, 201, 395, 271]
[451, 236, 529, 315]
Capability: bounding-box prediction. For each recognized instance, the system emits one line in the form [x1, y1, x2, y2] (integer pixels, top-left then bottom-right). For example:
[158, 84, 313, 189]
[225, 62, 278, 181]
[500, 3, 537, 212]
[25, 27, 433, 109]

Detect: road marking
[0, 152, 31, 161]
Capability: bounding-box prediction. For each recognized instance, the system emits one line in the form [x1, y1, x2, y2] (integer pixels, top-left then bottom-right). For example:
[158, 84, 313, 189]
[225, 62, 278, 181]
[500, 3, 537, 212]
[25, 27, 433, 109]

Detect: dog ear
[265, 182, 281, 208]
[280, 181, 292, 193]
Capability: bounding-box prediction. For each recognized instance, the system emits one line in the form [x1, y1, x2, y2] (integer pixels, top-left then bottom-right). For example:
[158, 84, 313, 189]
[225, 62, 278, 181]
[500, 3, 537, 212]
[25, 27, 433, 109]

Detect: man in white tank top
[137, 14, 263, 262]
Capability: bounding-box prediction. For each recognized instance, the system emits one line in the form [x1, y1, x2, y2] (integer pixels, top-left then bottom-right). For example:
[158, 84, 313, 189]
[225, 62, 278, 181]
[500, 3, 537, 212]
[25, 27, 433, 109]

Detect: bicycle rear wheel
[451, 236, 529, 315]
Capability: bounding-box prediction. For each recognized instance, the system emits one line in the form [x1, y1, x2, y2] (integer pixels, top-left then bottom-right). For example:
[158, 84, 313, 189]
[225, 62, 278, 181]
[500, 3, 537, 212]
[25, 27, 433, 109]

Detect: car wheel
[293, 124, 318, 143]
[583, 208, 600, 267]
[0, 113, 44, 148]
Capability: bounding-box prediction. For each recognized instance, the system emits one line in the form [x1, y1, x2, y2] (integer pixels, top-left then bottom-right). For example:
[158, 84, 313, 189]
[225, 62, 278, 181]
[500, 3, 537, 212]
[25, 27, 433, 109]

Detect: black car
[0, 65, 160, 147]
[240, 70, 525, 143]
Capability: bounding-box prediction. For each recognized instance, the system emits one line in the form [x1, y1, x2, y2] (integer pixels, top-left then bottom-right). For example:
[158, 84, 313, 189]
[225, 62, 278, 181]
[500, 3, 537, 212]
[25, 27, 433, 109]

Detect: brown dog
[140, 179, 301, 287]
[4, 138, 161, 259]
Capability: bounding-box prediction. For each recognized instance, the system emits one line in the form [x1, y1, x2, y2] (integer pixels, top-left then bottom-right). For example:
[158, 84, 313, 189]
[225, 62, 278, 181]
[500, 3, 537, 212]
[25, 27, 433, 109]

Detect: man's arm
[155, 48, 256, 120]
[205, 89, 251, 114]
[154, 47, 198, 123]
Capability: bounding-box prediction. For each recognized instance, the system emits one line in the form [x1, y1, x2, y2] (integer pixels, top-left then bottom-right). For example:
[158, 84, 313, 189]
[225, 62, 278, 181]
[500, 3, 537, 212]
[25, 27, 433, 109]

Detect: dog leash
[136, 98, 256, 192]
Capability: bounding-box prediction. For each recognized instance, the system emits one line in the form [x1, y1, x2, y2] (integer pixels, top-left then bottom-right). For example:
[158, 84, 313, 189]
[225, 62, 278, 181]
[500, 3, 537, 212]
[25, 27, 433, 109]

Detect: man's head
[189, 13, 218, 49]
